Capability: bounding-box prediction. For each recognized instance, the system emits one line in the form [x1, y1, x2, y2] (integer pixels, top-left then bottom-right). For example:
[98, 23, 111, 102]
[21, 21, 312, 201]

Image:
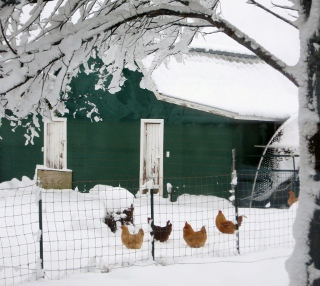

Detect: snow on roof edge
[159, 92, 289, 122]
[137, 60, 291, 122]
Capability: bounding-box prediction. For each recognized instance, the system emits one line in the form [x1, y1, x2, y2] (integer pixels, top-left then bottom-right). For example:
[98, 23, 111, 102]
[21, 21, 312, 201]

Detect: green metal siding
[0, 118, 43, 182]
[65, 66, 236, 189]
[0, 58, 278, 200]
[164, 123, 233, 178]
[64, 64, 277, 196]
[67, 121, 140, 184]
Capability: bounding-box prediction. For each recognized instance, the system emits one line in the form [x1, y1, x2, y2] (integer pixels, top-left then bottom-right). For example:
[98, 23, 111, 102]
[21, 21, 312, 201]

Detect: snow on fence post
[36, 177, 44, 277]
[231, 149, 240, 254]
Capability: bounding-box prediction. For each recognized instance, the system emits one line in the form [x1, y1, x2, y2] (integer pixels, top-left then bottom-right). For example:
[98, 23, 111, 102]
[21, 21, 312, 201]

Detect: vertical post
[148, 177, 155, 260]
[150, 188, 154, 260]
[291, 152, 296, 192]
[231, 149, 240, 254]
[37, 178, 44, 273]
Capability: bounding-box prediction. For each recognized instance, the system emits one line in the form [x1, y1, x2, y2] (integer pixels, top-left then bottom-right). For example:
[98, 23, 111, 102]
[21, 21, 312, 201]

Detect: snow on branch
[247, 0, 298, 28]
[205, 16, 299, 87]
[0, 0, 297, 137]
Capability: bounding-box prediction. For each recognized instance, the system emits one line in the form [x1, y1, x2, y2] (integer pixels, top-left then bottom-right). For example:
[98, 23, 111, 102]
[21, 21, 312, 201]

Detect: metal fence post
[150, 188, 155, 260]
[291, 152, 296, 192]
[37, 177, 44, 276]
[231, 149, 240, 254]
[148, 177, 155, 260]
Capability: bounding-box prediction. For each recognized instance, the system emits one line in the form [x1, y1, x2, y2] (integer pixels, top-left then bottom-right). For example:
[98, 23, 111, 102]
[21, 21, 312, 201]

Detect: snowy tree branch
[0, 0, 298, 128]
[205, 17, 299, 86]
[0, 21, 17, 55]
[247, 0, 298, 28]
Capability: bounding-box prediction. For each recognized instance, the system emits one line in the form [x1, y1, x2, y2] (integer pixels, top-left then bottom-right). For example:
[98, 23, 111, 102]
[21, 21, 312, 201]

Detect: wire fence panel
[0, 173, 297, 286]
[41, 185, 151, 280]
[153, 175, 237, 260]
[236, 171, 297, 254]
[0, 183, 40, 286]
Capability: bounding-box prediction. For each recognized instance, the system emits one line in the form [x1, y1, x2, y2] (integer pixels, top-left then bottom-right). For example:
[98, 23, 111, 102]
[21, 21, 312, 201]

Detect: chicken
[183, 222, 207, 248]
[120, 225, 144, 249]
[215, 210, 246, 234]
[148, 218, 172, 242]
[288, 190, 298, 207]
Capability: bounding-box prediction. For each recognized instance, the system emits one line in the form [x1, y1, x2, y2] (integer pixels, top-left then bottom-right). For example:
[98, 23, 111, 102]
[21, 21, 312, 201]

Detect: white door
[140, 119, 164, 195]
[44, 118, 67, 169]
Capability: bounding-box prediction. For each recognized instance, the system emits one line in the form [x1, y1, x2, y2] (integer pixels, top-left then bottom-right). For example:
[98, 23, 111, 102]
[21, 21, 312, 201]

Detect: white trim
[139, 119, 164, 196]
[43, 118, 67, 169]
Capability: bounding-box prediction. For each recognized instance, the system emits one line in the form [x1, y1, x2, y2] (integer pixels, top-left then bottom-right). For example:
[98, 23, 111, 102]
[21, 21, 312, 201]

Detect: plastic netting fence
[0, 173, 297, 286]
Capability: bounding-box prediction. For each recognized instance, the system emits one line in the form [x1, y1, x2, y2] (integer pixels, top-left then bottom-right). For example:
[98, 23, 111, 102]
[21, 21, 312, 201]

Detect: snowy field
[0, 177, 297, 286]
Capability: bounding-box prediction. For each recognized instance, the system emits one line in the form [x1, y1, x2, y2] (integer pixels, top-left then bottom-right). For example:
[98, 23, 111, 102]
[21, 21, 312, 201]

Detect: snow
[139, 0, 300, 121]
[0, 0, 315, 284]
[92, 184, 134, 213]
[0, 176, 297, 286]
[219, 0, 300, 66]
[139, 1, 299, 121]
[35, 165, 72, 174]
[0, 0, 300, 125]
[284, 0, 320, 284]
[141, 50, 298, 119]
[20, 248, 292, 286]
[190, 31, 256, 55]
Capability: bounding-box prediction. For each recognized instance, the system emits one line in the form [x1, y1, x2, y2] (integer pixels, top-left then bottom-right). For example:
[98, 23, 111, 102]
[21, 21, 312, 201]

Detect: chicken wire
[249, 115, 299, 207]
[0, 175, 297, 286]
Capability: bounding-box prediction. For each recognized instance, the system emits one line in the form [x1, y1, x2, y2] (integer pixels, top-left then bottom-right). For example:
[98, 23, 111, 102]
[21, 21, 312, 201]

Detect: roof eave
[159, 92, 287, 122]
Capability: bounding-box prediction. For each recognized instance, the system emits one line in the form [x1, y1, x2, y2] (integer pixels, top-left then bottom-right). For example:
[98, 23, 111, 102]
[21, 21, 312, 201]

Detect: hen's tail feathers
[238, 215, 247, 227]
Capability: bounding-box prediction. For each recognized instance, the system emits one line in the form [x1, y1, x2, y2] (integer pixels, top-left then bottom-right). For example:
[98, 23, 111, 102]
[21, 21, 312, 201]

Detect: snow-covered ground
[21, 248, 292, 286]
[0, 177, 297, 286]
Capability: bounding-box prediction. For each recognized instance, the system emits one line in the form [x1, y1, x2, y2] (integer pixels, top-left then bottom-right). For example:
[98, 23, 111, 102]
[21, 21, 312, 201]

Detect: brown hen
[120, 225, 144, 249]
[183, 222, 207, 248]
[148, 218, 172, 242]
[288, 190, 298, 207]
[215, 210, 246, 234]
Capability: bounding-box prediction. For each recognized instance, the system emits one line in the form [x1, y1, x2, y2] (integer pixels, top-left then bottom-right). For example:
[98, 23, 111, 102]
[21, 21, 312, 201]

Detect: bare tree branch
[247, 0, 298, 29]
[205, 17, 298, 86]
[0, 21, 17, 55]
[271, 0, 298, 12]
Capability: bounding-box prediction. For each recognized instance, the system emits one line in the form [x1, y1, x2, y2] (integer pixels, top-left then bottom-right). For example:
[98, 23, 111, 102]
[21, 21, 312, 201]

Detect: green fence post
[232, 149, 240, 254]
[151, 187, 154, 260]
[37, 177, 44, 276]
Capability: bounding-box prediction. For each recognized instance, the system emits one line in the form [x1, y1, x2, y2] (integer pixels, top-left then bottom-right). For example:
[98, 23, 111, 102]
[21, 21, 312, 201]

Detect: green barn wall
[65, 63, 276, 197]
[0, 58, 278, 200]
[0, 118, 43, 182]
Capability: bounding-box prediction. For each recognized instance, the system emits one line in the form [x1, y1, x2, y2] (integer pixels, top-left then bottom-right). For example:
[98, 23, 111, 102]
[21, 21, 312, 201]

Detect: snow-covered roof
[140, 33, 298, 121]
[138, 0, 300, 122]
[189, 31, 256, 56]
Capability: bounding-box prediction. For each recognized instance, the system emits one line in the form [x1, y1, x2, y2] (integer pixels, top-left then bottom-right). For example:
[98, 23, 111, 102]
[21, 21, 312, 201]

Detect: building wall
[64, 63, 276, 197]
[0, 118, 43, 182]
[0, 59, 278, 200]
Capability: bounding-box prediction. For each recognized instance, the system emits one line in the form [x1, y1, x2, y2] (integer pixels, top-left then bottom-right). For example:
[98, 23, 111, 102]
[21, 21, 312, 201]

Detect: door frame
[43, 117, 67, 169]
[139, 119, 164, 195]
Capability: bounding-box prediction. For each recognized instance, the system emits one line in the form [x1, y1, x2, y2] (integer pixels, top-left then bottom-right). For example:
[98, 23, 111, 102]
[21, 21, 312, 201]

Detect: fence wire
[0, 173, 297, 286]
[0, 184, 40, 286]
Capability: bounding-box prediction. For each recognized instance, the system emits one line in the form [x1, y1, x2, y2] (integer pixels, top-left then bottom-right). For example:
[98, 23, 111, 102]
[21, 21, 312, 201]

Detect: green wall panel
[0, 57, 280, 201]
[0, 118, 43, 182]
[64, 63, 277, 197]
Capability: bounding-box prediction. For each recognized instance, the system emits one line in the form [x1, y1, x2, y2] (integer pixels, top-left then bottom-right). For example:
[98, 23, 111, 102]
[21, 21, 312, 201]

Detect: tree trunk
[287, 1, 320, 285]
[307, 31, 320, 285]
